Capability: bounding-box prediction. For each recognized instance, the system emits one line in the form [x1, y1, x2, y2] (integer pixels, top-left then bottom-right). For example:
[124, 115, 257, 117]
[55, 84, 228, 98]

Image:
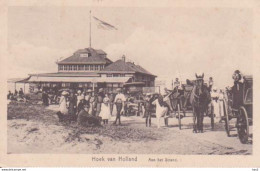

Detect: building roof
[57, 47, 111, 64]
[7, 77, 30, 83]
[100, 59, 156, 77]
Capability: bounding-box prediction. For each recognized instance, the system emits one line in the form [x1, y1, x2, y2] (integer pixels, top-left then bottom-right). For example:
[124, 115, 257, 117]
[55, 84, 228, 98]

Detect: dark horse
[187, 73, 211, 133]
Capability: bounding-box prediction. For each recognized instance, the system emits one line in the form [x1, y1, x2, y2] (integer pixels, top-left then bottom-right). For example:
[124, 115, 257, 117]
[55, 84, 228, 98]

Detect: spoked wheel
[177, 104, 182, 130]
[237, 106, 249, 144]
[223, 99, 230, 137]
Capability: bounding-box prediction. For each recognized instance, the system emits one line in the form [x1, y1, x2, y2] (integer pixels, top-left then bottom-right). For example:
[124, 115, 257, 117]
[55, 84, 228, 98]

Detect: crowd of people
[56, 88, 128, 126]
[7, 88, 27, 102]
[7, 70, 245, 128]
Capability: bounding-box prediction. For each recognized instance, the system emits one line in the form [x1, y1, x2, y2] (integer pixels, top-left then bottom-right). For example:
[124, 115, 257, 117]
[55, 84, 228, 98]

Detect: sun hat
[86, 89, 92, 93]
[61, 91, 68, 96]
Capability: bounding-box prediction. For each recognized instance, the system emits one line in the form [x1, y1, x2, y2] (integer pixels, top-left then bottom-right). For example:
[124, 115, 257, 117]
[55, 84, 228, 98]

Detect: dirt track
[7, 104, 252, 154]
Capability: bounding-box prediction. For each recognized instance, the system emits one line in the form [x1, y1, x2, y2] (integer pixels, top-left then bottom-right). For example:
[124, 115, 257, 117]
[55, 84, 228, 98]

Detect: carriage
[222, 75, 253, 144]
[164, 82, 215, 130]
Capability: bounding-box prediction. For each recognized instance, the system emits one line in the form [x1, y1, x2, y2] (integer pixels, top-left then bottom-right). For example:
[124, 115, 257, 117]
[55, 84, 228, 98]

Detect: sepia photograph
[1, 0, 259, 168]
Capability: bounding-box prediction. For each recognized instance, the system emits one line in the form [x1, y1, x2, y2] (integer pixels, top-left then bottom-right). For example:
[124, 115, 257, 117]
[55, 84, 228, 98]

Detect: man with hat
[96, 88, 105, 116]
[84, 89, 92, 105]
[231, 70, 243, 109]
[68, 89, 77, 122]
[208, 77, 214, 92]
[113, 88, 126, 125]
[144, 93, 153, 127]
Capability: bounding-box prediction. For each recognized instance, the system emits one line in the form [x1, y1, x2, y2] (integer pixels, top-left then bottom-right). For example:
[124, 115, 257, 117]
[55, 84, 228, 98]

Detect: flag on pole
[93, 16, 118, 30]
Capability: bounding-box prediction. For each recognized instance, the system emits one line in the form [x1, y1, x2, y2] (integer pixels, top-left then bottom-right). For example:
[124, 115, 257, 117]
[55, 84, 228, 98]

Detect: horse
[188, 74, 211, 133]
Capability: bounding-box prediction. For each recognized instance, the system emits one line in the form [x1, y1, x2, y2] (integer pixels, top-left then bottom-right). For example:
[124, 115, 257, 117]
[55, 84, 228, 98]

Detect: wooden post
[92, 82, 95, 95]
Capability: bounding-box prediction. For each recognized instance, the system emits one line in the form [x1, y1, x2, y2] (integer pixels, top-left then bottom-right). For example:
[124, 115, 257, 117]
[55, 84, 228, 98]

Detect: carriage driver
[231, 70, 244, 109]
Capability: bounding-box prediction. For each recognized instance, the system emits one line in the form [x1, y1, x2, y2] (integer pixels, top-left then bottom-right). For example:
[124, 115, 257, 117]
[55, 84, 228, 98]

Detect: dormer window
[80, 53, 89, 57]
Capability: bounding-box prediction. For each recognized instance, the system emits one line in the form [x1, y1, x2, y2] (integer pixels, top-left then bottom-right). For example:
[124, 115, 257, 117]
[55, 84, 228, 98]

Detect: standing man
[68, 90, 77, 121]
[144, 93, 153, 127]
[19, 88, 24, 98]
[208, 77, 214, 92]
[113, 88, 126, 125]
[231, 70, 243, 109]
[108, 91, 114, 115]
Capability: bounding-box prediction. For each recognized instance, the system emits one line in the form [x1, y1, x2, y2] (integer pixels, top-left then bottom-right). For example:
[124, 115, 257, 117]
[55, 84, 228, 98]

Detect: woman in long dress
[152, 94, 168, 128]
[56, 91, 68, 121]
[211, 87, 219, 122]
[59, 92, 68, 114]
[99, 97, 111, 125]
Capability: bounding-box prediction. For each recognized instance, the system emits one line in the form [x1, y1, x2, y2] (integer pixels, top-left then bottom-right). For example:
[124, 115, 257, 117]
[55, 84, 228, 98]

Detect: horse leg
[201, 111, 204, 133]
[193, 109, 197, 133]
[197, 114, 200, 133]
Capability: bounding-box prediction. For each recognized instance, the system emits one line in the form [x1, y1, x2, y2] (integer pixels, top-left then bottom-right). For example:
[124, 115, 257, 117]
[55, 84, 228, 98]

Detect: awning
[27, 75, 131, 83]
[7, 77, 30, 83]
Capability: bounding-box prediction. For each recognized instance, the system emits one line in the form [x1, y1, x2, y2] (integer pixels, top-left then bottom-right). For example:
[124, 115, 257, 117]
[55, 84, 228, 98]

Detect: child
[99, 96, 111, 125]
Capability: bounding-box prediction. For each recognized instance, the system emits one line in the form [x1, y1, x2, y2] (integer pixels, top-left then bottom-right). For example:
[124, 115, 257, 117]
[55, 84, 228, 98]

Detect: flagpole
[89, 10, 92, 48]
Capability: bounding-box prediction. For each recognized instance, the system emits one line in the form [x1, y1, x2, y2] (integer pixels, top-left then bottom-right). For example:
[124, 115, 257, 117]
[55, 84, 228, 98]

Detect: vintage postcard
[0, 0, 260, 168]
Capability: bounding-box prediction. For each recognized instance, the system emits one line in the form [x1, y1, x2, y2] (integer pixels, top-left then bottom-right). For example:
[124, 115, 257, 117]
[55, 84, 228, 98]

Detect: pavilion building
[25, 47, 156, 93]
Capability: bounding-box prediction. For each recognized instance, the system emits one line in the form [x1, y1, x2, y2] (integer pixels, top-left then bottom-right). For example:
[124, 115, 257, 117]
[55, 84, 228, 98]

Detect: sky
[7, 6, 253, 88]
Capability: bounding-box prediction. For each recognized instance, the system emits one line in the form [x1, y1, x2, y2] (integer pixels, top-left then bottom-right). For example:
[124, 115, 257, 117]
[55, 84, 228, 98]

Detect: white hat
[61, 91, 68, 96]
[77, 90, 81, 94]
[213, 87, 217, 91]
[87, 89, 92, 93]
[146, 93, 152, 96]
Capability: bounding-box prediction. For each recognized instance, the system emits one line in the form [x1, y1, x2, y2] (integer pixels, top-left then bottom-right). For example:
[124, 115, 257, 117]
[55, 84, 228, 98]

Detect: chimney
[122, 55, 126, 62]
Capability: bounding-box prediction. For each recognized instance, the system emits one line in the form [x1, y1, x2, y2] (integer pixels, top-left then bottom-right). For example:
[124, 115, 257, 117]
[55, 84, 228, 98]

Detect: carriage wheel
[237, 106, 249, 144]
[223, 99, 230, 137]
[177, 104, 182, 130]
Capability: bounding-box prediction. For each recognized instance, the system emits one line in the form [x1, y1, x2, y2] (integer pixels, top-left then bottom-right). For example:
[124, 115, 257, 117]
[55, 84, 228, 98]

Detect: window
[107, 74, 112, 77]
[80, 53, 88, 57]
[69, 65, 73, 71]
[79, 83, 83, 87]
[120, 74, 125, 77]
[85, 65, 89, 70]
[79, 65, 84, 70]
[62, 83, 70, 87]
[95, 65, 99, 70]
[100, 65, 104, 69]
[90, 65, 93, 70]
[73, 65, 77, 70]
[43, 83, 50, 87]
[64, 65, 68, 70]
[59, 65, 63, 71]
